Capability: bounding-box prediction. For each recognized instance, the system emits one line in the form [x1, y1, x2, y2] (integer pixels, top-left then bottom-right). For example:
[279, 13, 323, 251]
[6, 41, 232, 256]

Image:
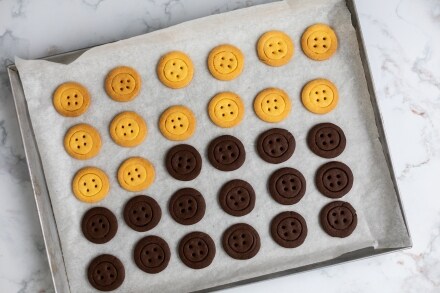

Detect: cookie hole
[198, 241, 202, 246]
[188, 206, 192, 211]
[330, 140, 334, 144]
[230, 112, 233, 115]
[337, 181, 341, 185]
[86, 189, 89, 192]
[323, 141, 327, 145]
[120, 87, 123, 91]
[281, 225, 286, 229]
[315, 91, 319, 94]
[284, 232, 288, 236]
[180, 67, 183, 70]
[128, 172, 131, 175]
[343, 219, 347, 223]
[314, 38, 318, 41]
[323, 45, 327, 48]
[186, 166, 190, 170]
[335, 220, 339, 224]
[176, 75, 180, 78]
[243, 241, 247, 245]
[136, 217, 140, 221]
[341, 210, 344, 215]
[158, 255, 162, 259]
[323, 37, 327, 40]
[75, 102, 78, 105]
[332, 212, 337, 216]
[336, 174, 341, 178]
[330, 183, 334, 187]
[232, 236, 237, 240]
[133, 210, 137, 214]
[324, 97, 327, 100]
[67, 102, 71, 106]
[327, 175, 332, 179]
[284, 188, 288, 191]
[189, 245, 193, 249]
[229, 58, 233, 62]
[181, 209, 185, 213]
[234, 243, 238, 247]
[178, 117, 181, 120]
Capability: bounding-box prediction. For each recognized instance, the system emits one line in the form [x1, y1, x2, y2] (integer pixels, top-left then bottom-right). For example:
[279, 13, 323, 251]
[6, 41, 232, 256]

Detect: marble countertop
[0, 0, 439, 292]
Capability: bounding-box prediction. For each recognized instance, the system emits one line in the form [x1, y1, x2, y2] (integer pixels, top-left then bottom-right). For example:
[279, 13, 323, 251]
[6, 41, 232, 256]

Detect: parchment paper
[15, 0, 409, 292]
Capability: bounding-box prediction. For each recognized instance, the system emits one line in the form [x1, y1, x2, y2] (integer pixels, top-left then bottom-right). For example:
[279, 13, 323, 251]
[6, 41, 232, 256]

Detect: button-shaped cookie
[134, 236, 171, 274]
[219, 179, 255, 217]
[72, 167, 110, 203]
[301, 23, 338, 61]
[81, 207, 118, 244]
[64, 123, 101, 160]
[109, 111, 147, 147]
[208, 92, 244, 128]
[178, 232, 216, 269]
[222, 223, 260, 260]
[307, 122, 346, 158]
[268, 167, 306, 205]
[208, 135, 246, 171]
[123, 195, 161, 232]
[254, 88, 291, 123]
[208, 44, 244, 81]
[257, 31, 294, 67]
[117, 157, 155, 192]
[165, 144, 202, 181]
[320, 201, 357, 237]
[53, 82, 90, 117]
[159, 105, 196, 141]
[105, 66, 141, 102]
[301, 79, 338, 114]
[157, 51, 194, 89]
[256, 128, 295, 164]
[87, 254, 125, 291]
[169, 188, 205, 225]
[315, 161, 353, 198]
[271, 211, 307, 248]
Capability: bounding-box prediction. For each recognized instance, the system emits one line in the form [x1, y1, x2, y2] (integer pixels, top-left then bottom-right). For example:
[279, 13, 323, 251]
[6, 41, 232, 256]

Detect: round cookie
[257, 30, 294, 67]
[207, 135, 246, 171]
[254, 88, 291, 123]
[159, 105, 196, 141]
[117, 157, 155, 192]
[53, 82, 90, 117]
[207, 44, 244, 81]
[72, 167, 109, 203]
[178, 231, 216, 269]
[256, 128, 295, 164]
[270, 211, 307, 248]
[165, 144, 202, 181]
[87, 254, 125, 291]
[64, 123, 101, 160]
[81, 207, 118, 244]
[134, 236, 171, 274]
[109, 111, 147, 147]
[315, 161, 353, 198]
[208, 92, 244, 128]
[157, 51, 194, 89]
[222, 223, 260, 260]
[105, 66, 141, 102]
[301, 23, 338, 61]
[123, 195, 161, 232]
[301, 79, 338, 114]
[168, 188, 205, 225]
[320, 201, 357, 238]
[218, 179, 255, 217]
[268, 167, 306, 205]
[307, 122, 346, 158]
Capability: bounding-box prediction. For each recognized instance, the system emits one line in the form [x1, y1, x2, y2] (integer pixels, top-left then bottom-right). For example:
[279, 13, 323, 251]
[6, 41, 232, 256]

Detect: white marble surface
[0, 0, 438, 292]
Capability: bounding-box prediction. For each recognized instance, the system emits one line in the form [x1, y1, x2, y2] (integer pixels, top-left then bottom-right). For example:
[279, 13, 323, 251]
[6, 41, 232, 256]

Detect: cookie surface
[157, 51, 194, 89]
[208, 44, 244, 81]
[208, 135, 246, 171]
[169, 188, 205, 225]
[53, 82, 90, 117]
[134, 236, 171, 274]
[87, 254, 125, 291]
[159, 105, 196, 141]
[123, 195, 161, 232]
[257, 31, 294, 67]
[109, 111, 147, 147]
[105, 66, 141, 102]
[178, 232, 216, 269]
[301, 23, 338, 61]
[301, 79, 338, 114]
[268, 167, 306, 205]
[315, 161, 353, 198]
[218, 179, 255, 217]
[81, 207, 117, 244]
[117, 157, 155, 192]
[307, 122, 346, 158]
[72, 167, 109, 203]
[222, 223, 260, 260]
[320, 201, 357, 237]
[165, 144, 202, 181]
[256, 128, 295, 164]
[64, 123, 101, 160]
[208, 92, 244, 128]
[254, 88, 291, 123]
[270, 211, 307, 248]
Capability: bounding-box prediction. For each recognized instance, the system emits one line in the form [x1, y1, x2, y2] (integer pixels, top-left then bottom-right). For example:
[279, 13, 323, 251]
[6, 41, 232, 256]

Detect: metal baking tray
[7, 0, 411, 291]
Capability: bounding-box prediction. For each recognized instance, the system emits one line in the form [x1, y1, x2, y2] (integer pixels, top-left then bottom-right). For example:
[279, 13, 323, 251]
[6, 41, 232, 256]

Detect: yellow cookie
[64, 124, 101, 160]
[301, 23, 338, 61]
[105, 66, 141, 102]
[253, 88, 291, 123]
[159, 105, 196, 141]
[109, 111, 147, 147]
[301, 79, 338, 114]
[72, 167, 109, 203]
[157, 51, 194, 89]
[208, 92, 244, 128]
[117, 157, 155, 192]
[257, 31, 294, 67]
[208, 44, 244, 81]
[53, 82, 90, 117]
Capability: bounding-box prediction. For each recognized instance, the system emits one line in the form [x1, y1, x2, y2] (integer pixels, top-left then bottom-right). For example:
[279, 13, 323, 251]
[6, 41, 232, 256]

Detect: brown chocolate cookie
[87, 254, 125, 291]
[208, 135, 245, 171]
[320, 201, 357, 238]
[82, 207, 117, 244]
[268, 168, 306, 205]
[307, 123, 346, 158]
[165, 144, 202, 181]
[178, 231, 216, 269]
[219, 179, 255, 217]
[222, 223, 260, 260]
[270, 211, 307, 248]
[315, 161, 353, 198]
[169, 188, 205, 225]
[123, 195, 161, 232]
[256, 128, 295, 164]
[134, 235, 171, 274]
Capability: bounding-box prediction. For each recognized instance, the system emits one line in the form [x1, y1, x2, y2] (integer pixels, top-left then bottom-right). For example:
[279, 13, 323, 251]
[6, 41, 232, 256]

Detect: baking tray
[7, 0, 411, 292]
